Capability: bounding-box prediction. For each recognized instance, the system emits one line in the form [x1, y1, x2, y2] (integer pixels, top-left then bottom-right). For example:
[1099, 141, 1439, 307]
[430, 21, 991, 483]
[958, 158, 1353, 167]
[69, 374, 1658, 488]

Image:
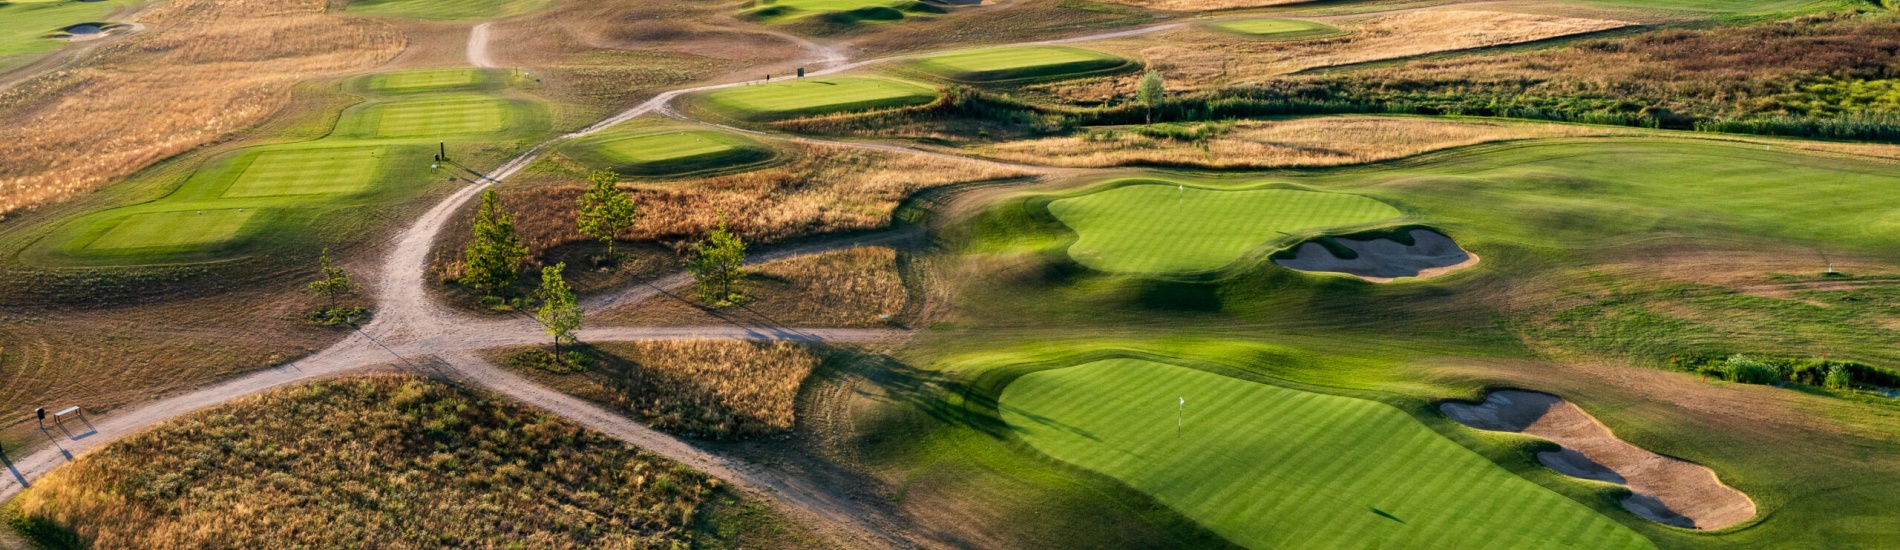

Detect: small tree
[577, 170, 640, 263]
[688, 220, 747, 306]
[1136, 70, 1166, 125]
[1825, 364, 1853, 390]
[460, 189, 530, 297]
[534, 263, 583, 355]
[306, 248, 359, 313]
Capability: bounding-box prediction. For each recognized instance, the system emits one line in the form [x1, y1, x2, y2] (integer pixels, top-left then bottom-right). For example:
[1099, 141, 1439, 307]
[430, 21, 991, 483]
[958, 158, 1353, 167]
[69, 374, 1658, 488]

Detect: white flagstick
[1177, 396, 1185, 439]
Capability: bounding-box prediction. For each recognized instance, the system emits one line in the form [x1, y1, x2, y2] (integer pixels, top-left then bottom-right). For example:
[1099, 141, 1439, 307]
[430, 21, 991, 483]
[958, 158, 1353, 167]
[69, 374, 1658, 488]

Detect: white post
[1177, 396, 1184, 438]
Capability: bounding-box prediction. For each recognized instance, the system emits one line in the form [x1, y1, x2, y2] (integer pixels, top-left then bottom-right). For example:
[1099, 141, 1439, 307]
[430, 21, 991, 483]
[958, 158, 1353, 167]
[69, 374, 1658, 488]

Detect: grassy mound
[344, 0, 551, 20]
[0, 0, 134, 72]
[743, 0, 916, 22]
[1000, 359, 1652, 549]
[19, 71, 549, 267]
[697, 76, 938, 122]
[1208, 18, 1339, 39]
[907, 46, 1131, 82]
[1047, 180, 1403, 273]
[559, 124, 776, 177]
[3, 376, 820, 548]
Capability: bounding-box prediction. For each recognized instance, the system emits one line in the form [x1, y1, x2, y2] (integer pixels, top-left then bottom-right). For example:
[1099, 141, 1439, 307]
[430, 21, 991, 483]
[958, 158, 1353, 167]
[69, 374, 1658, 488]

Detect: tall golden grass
[599, 246, 907, 328]
[504, 340, 823, 439]
[1043, 10, 1629, 100]
[0, 0, 402, 217]
[5, 376, 728, 548]
[978, 116, 1627, 168]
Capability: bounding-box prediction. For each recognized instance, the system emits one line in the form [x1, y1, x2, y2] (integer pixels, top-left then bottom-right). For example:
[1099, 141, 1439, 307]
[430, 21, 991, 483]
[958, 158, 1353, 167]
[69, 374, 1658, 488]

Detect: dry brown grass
[0, 0, 403, 218]
[1042, 10, 1630, 100]
[599, 246, 908, 328]
[4, 375, 817, 548]
[976, 116, 1627, 168]
[469, 142, 1027, 268]
[499, 340, 823, 439]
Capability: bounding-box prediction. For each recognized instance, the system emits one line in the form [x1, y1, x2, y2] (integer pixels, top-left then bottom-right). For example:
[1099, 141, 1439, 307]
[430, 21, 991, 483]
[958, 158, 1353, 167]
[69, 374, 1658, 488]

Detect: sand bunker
[1273, 228, 1477, 282]
[1442, 390, 1756, 530]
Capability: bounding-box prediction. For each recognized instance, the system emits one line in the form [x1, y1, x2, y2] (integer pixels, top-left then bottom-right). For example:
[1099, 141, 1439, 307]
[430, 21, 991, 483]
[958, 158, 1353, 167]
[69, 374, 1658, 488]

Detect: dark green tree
[1137, 70, 1166, 124]
[688, 220, 747, 306]
[460, 189, 530, 296]
[576, 170, 639, 262]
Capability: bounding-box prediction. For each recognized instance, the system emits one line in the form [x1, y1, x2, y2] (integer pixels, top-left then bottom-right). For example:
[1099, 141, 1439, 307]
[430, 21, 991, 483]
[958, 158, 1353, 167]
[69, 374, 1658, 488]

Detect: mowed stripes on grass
[1047, 181, 1403, 273]
[87, 209, 257, 250]
[908, 46, 1129, 82]
[222, 147, 382, 198]
[367, 95, 510, 138]
[560, 126, 774, 176]
[1209, 18, 1340, 39]
[363, 68, 486, 93]
[1001, 359, 1654, 550]
[344, 0, 550, 20]
[699, 76, 938, 121]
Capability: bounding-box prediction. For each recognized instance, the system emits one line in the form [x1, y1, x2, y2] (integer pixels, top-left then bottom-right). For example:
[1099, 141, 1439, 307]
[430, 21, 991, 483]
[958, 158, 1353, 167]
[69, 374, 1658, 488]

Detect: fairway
[222, 147, 382, 198]
[560, 126, 774, 176]
[1209, 18, 1339, 39]
[1047, 182, 1403, 273]
[776, 0, 904, 10]
[1000, 359, 1653, 550]
[699, 77, 937, 121]
[87, 209, 257, 250]
[365, 96, 510, 139]
[908, 46, 1129, 82]
[363, 68, 486, 93]
[345, 0, 550, 20]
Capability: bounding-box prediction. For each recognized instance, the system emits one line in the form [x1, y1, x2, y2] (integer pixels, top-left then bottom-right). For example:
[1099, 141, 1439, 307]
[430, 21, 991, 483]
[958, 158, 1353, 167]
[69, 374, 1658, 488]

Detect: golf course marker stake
[1177, 396, 1184, 438]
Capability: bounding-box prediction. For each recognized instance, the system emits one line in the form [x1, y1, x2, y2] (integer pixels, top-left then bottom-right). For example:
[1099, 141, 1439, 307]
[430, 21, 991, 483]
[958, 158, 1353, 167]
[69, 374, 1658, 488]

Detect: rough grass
[696, 77, 940, 122]
[361, 67, 489, 94]
[0, 0, 405, 218]
[906, 45, 1129, 82]
[4, 375, 818, 548]
[1000, 359, 1652, 549]
[345, 0, 552, 20]
[977, 116, 1629, 168]
[497, 341, 823, 439]
[598, 246, 907, 328]
[1098, 0, 1309, 11]
[1042, 10, 1630, 99]
[1048, 181, 1403, 273]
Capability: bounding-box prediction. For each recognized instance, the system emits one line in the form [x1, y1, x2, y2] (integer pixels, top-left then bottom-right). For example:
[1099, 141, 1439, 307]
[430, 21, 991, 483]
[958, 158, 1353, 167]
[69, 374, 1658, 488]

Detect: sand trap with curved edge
[1274, 228, 1477, 282]
[1442, 390, 1756, 530]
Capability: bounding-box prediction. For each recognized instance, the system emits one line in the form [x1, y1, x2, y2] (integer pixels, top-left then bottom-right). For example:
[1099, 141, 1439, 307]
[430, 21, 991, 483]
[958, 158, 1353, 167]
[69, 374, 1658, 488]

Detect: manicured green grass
[907, 46, 1130, 82]
[361, 68, 488, 94]
[364, 95, 510, 139]
[559, 123, 775, 176]
[0, 0, 133, 72]
[1208, 18, 1339, 39]
[221, 147, 382, 198]
[697, 77, 938, 122]
[344, 0, 551, 20]
[1046, 181, 1403, 273]
[87, 209, 257, 250]
[775, 0, 903, 10]
[1001, 358, 1651, 549]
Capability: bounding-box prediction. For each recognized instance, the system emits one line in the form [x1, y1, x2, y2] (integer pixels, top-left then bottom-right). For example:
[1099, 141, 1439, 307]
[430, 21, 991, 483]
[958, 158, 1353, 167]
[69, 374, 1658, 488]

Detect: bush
[1826, 365, 1854, 390]
[507, 348, 592, 374]
[1721, 354, 1782, 385]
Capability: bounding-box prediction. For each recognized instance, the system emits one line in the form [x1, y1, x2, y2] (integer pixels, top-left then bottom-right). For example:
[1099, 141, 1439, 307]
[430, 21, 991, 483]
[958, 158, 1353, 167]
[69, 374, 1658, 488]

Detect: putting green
[364, 95, 510, 139]
[1209, 18, 1339, 39]
[221, 147, 383, 198]
[362, 68, 487, 94]
[699, 77, 938, 121]
[908, 46, 1129, 82]
[1001, 359, 1653, 550]
[560, 125, 774, 176]
[345, 0, 551, 20]
[1047, 182, 1403, 273]
[87, 209, 257, 250]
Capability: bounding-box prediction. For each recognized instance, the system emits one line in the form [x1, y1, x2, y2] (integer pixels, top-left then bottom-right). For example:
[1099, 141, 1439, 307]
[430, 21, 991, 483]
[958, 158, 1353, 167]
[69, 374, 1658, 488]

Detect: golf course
[8, 0, 1900, 548]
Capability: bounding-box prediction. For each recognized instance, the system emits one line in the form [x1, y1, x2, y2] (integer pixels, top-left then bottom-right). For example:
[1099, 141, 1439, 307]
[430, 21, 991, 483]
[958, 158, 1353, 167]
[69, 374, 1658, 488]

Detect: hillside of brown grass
[0, 0, 403, 218]
[599, 246, 908, 328]
[4, 375, 823, 548]
[498, 341, 824, 439]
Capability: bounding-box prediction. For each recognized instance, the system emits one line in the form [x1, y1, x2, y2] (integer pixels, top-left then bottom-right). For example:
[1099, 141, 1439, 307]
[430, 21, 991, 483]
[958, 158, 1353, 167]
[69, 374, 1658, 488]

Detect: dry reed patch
[499, 340, 823, 439]
[0, 0, 403, 218]
[598, 246, 907, 328]
[1043, 10, 1629, 99]
[977, 116, 1627, 168]
[497, 144, 1027, 256]
[5, 375, 742, 548]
